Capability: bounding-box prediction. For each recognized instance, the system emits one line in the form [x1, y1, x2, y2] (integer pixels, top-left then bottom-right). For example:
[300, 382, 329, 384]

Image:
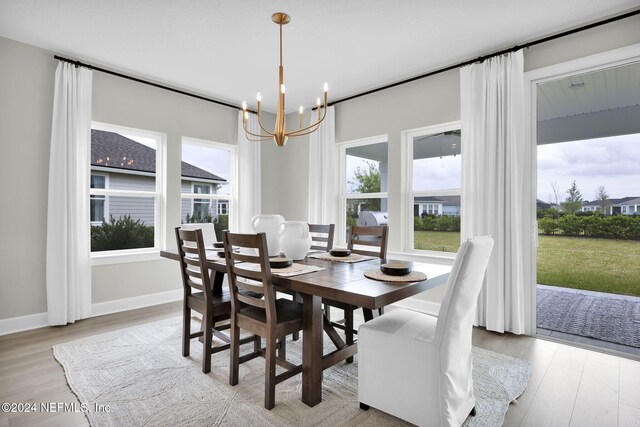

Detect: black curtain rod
[55, 6, 639, 113]
[53, 55, 245, 111]
[319, 7, 640, 109]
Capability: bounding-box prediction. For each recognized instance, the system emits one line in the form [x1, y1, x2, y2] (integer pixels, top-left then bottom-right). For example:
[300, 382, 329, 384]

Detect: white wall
[0, 36, 245, 321]
[0, 37, 56, 319]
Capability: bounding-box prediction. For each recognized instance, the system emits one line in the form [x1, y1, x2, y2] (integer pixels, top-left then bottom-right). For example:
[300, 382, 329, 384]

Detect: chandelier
[241, 12, 328, 147]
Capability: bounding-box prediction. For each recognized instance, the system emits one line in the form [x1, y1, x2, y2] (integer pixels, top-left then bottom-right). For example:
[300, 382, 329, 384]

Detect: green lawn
[414, 231, 640, 296]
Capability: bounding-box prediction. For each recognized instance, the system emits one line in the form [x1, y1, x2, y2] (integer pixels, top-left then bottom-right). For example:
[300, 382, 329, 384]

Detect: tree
[561, 180, 583, 214]
[550, 181, 561, 208]
[595, 185, 610, 216]
[350, 161, 381, 193]
[349, 161, 381, 211]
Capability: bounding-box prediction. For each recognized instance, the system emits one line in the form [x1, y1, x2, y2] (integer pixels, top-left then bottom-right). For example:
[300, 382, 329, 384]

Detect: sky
[537, 133, 640, 203]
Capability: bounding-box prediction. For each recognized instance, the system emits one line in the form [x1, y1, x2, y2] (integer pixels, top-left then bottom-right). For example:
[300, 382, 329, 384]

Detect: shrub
[91, 215, 154, 252]
[558, 215, 582, 237]
[538, 217, 557, 235]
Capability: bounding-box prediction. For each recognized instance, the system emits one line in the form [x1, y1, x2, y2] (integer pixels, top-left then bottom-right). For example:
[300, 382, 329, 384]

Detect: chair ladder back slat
[308, 223, 335, 252]
[347, 225, 388, 259]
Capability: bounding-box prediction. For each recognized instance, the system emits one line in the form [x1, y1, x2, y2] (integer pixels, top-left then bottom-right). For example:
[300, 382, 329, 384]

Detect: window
[192, 183, 212, 219]
[90, 174, 107, 224]
[90, 123, 164, 254]
[406, 122, 462, 253]
[181, 138, 234, 241]
[338, 136, 388, 243]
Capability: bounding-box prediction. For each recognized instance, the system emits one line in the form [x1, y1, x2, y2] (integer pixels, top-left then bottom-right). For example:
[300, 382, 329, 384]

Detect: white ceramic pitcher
[250, 214, 285, 257]
[277, 221, 312, 260]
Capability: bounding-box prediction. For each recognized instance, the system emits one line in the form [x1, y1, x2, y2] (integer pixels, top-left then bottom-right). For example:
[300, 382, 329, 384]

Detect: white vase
[251, 214, 285, 257]
[277, 221, 312, 260]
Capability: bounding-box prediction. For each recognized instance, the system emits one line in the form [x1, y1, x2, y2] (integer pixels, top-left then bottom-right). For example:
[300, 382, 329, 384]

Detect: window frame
[181, 137, 236, 226]
[90, 121, 166, 263]
[337, 134, 389, 244]
[90, 173, 109, 225]
[403, 121, 462, 255]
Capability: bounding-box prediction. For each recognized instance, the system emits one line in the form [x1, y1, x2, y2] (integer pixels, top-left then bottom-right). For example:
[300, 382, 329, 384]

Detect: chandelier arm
[243, 125, 273, 139]
[287, 107, 327, 136]
[288, 123, 323, 138]
[244, 132, 273, 142]
[255, 113, 276, 136]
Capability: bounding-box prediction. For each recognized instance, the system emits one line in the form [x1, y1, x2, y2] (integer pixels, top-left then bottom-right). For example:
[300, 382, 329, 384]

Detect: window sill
[91, 250, 162, 266]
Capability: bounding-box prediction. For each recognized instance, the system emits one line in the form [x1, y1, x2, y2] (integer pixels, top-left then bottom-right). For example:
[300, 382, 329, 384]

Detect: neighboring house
[414, 195, 460, 217]
[91, 130, 228, 226]
[581, 197, 640, 215]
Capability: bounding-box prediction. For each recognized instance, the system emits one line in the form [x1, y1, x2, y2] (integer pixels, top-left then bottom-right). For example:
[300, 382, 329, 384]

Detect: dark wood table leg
[211, 271, 224, 295]
[302, 293, 323, 407]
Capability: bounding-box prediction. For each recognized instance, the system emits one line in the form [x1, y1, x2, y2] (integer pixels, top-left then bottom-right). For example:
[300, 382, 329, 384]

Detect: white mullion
[181, 193, 231, 201]
[344, 192, 388, 200]
[90, 189, 158, 198]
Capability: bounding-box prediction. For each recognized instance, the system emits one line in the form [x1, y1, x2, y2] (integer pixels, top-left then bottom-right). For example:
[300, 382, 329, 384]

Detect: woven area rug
[53, 317, 531, 427]
[537, 287, 640, 348]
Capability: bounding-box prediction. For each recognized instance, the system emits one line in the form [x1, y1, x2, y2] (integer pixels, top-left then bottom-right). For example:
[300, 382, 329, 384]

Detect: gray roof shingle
[91, 129, 226, 182]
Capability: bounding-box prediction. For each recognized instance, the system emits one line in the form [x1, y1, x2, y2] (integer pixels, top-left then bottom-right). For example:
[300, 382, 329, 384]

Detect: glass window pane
[90, 196, 156, 252]
[181, 143, 230, 196]
[411, 130, 461, 253]
[90, 196, 105, 222]
[91, 129, 157, 190]
[412, 132, 461, 191]
[345, 142, 388, 194]
[90, 175, 105, 189]
[345, 198, 388, 230]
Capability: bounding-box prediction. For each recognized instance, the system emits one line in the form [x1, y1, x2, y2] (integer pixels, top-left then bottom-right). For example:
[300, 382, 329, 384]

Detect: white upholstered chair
[358, 236, 494, 427]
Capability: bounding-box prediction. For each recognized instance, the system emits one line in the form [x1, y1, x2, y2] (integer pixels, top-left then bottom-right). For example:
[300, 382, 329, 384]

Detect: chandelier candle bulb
[324, 82, 328, 92]
[257, 92, 262, 102]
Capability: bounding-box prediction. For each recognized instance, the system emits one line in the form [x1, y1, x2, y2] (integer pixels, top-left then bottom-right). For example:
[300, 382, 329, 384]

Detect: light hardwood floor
[1, 302, 639, 427]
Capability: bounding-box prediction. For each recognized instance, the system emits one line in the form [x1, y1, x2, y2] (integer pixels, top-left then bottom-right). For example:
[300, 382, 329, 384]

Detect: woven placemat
[364, 269, 427, 282]
[271, 263, 308, 273]
[309, 252, 376, 263]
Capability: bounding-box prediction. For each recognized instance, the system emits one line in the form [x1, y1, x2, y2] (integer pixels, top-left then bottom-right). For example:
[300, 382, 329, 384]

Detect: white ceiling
[0, 1, 638, 112]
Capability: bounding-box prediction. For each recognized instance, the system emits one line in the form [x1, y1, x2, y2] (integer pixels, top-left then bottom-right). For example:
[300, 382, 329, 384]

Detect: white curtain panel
[46, 62, 93, 325]
[308, 106, 336, 224]
[460, 50, 526, 334]
[235, 111, 262, 233]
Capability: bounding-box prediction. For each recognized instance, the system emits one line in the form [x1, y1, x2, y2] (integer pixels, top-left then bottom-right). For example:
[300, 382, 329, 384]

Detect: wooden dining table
[160, 249, 451, 407]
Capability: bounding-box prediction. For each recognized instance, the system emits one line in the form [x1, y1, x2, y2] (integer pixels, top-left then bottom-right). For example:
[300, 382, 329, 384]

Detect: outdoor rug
[53, 317, 532, 427]
[537, 286, 640, 348]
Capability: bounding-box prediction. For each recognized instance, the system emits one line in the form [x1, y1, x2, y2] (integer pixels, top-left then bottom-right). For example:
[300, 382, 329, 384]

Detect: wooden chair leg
[265, 337, 277, 410]
[324, 304, 331, 321]
[277, 336, 287, 360]
[182, 305, 190, 357]
[202, 314, 212, 374]
[345, 308, 354, 363]
[229, 323, 240, 386]
[292, 293, 301, 341]
[253, 335, 261, 352]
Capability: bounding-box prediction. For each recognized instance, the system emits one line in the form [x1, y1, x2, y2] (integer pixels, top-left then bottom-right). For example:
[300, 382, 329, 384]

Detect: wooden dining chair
[308, 223, 335, 251]
[322, 225, 389, 363]
[175, 227, 254, 374]
[224, 231, 304, 410]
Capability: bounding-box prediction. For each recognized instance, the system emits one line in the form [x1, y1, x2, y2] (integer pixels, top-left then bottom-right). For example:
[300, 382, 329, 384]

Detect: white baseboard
[91, 289, 182, 318]
[0, 289, 182, 336]
[0, 312, 49, 336]
[391, 298, 441, 317]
